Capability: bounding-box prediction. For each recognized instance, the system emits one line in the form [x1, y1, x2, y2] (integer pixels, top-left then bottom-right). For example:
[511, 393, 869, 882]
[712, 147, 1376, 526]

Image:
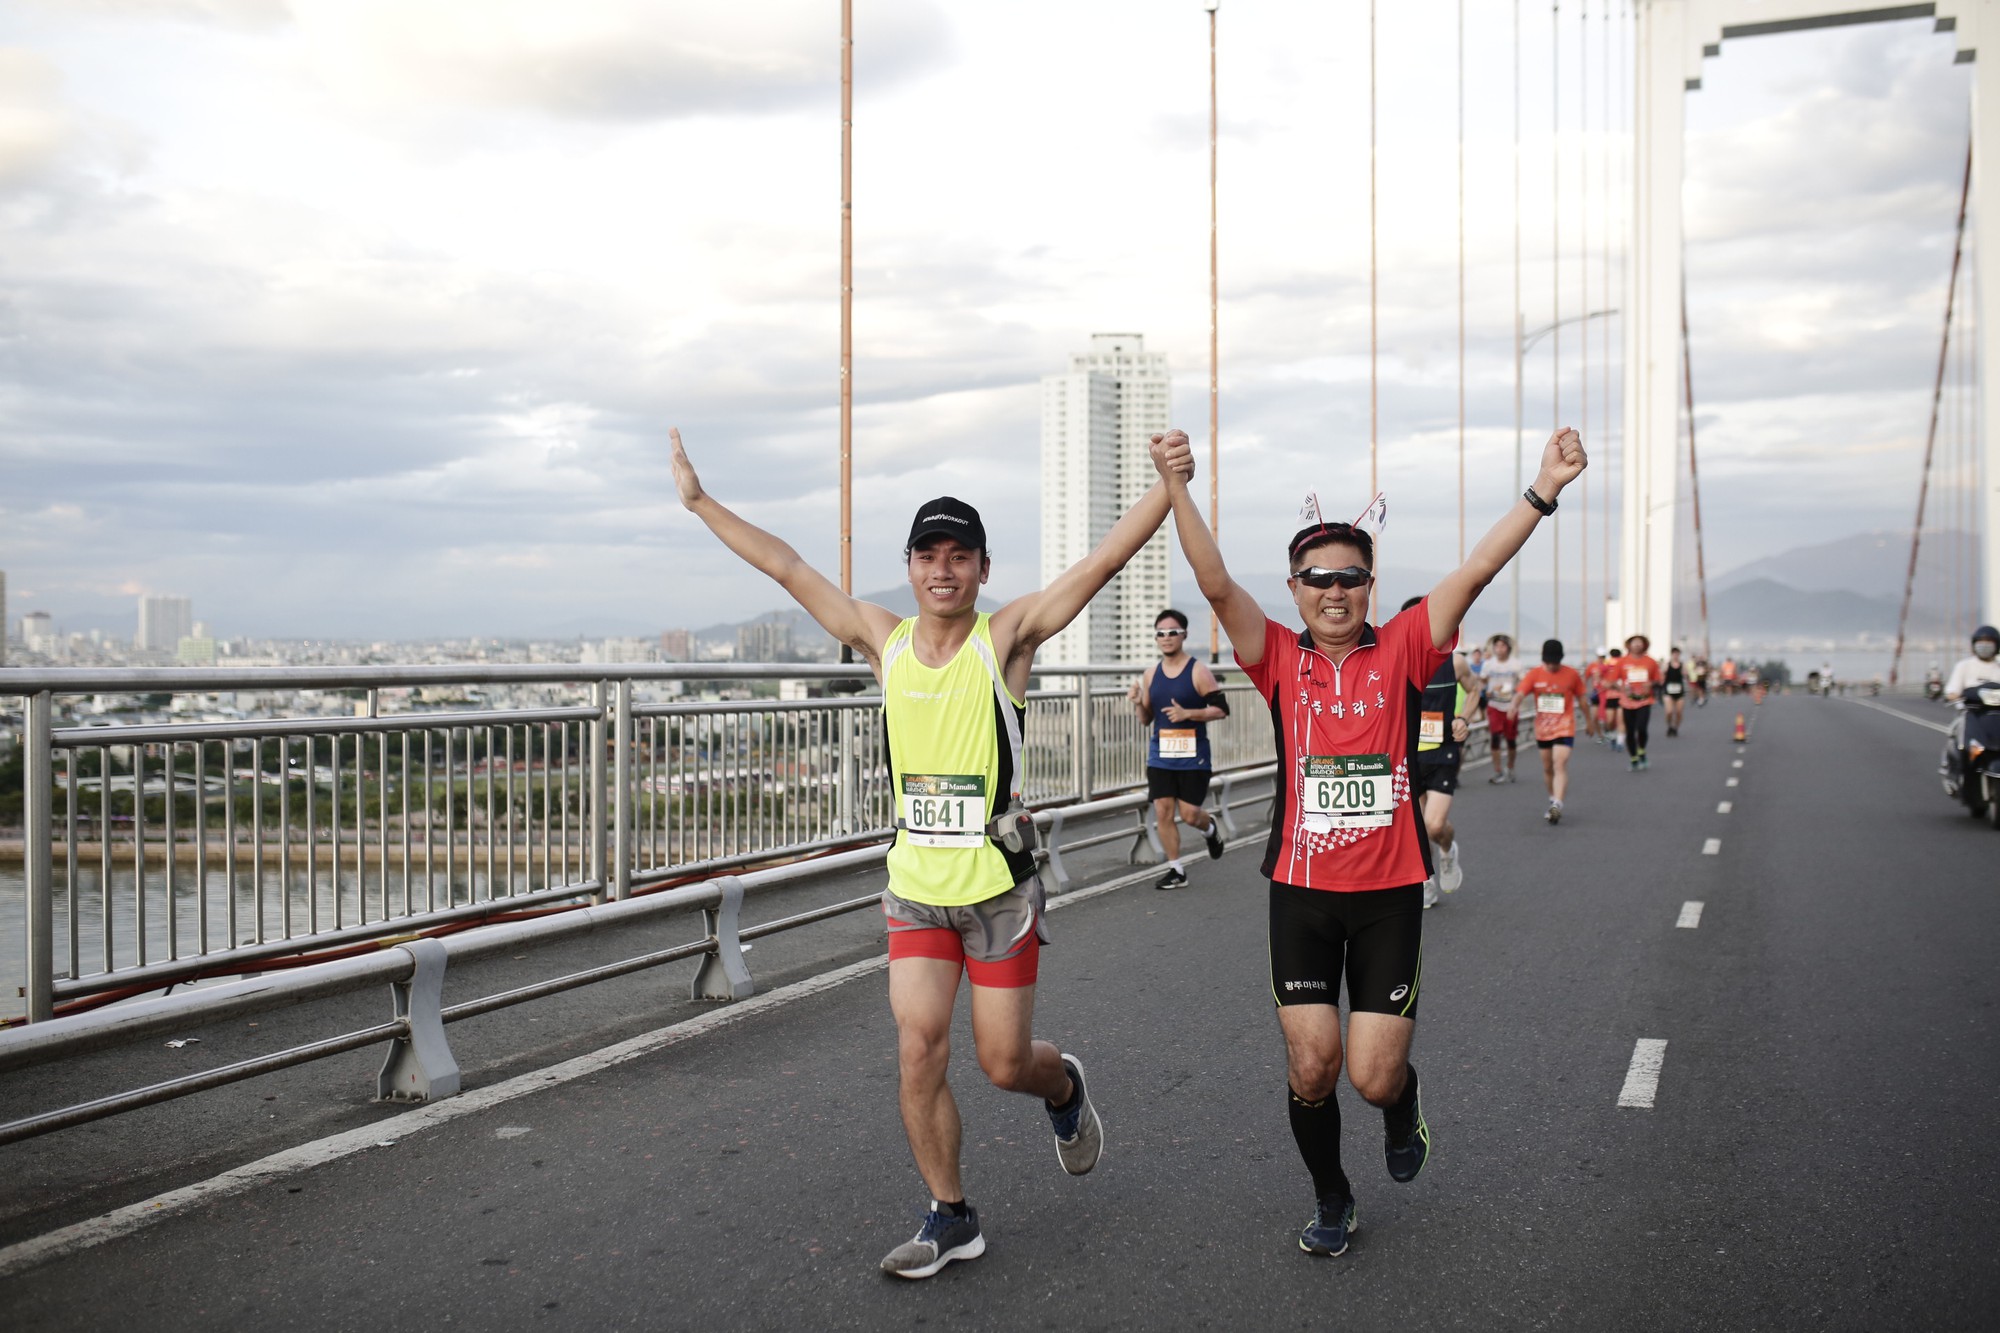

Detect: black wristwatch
[1523, 486, 1557, 516]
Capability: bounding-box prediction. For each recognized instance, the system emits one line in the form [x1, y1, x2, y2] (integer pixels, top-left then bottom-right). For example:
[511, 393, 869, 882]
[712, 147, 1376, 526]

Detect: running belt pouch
[991, 803, 1038, 854]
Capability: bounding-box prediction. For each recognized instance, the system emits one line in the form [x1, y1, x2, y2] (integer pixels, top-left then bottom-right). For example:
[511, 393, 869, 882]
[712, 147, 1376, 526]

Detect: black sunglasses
[1291, 565, 1373, 590]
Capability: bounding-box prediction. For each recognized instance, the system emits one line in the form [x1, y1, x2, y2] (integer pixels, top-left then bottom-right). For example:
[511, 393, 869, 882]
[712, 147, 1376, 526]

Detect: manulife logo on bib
[901, 773, 989, 848]
[1305, 755, 1391, 780]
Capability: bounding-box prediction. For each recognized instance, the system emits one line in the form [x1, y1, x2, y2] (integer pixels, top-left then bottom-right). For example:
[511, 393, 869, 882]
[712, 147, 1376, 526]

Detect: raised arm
[1151, 429, 1270, 666]
[994, 434, 1193, 659]
[1428, 427, 1587, 651]
[670, 428, 900, 666]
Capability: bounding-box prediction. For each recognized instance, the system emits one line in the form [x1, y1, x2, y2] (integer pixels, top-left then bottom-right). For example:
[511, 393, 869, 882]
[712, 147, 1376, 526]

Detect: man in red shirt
[1516, 639, 1587, 823]
[1148, 423, 1587, 1259]
[1618, 633, 1664, 770]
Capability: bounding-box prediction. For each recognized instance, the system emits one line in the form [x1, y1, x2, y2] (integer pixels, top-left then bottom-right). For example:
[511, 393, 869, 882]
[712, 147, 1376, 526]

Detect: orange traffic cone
[1732, 713, 1747, 743]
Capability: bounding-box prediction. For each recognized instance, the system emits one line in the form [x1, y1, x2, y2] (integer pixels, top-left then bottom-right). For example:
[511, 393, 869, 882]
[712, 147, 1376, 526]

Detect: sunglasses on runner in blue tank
[1291, 565, 1374, 590]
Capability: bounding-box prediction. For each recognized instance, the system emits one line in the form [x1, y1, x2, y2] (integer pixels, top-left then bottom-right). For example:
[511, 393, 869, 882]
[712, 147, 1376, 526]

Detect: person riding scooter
[1940, 626, 2000, 824]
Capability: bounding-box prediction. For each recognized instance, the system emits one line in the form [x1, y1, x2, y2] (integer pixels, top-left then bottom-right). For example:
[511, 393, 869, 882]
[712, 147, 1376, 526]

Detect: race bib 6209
[1302, 755, 1395, 829]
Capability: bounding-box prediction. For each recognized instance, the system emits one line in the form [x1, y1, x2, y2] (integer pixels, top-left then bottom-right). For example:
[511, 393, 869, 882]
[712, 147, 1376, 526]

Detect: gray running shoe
[1437, 836, 1463, 893]
[880, 1203, 984, 1279]
[1421, 877, 1440, 909]
[1047, 1054, 1103, 1175]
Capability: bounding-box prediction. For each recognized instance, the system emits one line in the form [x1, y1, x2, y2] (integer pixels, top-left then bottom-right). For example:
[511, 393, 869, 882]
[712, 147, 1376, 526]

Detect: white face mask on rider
[1976, 642, 1999, 662]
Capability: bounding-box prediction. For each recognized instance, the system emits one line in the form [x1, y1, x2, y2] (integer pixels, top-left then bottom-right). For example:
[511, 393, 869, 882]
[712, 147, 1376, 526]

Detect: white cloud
[0, 3, 1978, 638]
[293, 0, 948, 122]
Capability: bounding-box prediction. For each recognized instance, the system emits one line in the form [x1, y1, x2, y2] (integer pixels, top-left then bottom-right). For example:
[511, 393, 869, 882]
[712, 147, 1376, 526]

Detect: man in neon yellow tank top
[670, 426, 1195, 1280]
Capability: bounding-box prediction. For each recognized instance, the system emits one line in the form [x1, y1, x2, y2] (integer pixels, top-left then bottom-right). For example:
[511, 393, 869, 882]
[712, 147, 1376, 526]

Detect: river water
[0, 862, 554, 1023]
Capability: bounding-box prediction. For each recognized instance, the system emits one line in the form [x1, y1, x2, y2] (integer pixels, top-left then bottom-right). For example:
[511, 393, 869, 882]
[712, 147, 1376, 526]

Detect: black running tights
[1625, 705, 1652, 756]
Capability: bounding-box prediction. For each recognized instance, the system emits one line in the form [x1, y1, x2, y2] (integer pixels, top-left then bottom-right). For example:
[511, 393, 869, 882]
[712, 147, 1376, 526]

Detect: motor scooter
[1940, 682, 2000, 829]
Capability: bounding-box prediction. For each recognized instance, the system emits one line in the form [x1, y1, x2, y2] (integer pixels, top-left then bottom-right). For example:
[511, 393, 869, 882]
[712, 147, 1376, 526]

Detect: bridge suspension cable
[1511, 0, 1524, 648]
[1551, 0, 1561, 642]
[1681, 279, 1711, 667]
[1890, 137, 1975, 690]
[1579, 0, 1591, 656]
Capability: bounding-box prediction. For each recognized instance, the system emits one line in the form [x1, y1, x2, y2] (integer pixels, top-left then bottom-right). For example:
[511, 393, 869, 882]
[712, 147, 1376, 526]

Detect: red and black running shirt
[1237, 601, 1453, 893]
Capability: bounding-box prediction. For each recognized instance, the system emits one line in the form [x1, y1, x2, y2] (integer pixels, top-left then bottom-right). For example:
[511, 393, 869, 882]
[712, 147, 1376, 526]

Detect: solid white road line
[1702, 838, 1722, 855]
[1836, 694, 1952, 735]
[1726, 777, 1739, 788]
[0, 855, 1183, 1280]
[1717, 801, 1732, 814]
[1618, 1038, 1670, 1109]
[1677, 901, 1704, 929]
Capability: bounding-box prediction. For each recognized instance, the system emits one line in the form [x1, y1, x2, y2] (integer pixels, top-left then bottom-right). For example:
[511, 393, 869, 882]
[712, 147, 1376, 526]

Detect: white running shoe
[1437, 837, 1463, 893]
[1421, 877, 1441, 909]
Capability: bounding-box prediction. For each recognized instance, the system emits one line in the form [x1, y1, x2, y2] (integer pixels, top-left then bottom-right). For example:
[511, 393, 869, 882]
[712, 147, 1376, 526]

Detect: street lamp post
[1513, 306, 1618, 648]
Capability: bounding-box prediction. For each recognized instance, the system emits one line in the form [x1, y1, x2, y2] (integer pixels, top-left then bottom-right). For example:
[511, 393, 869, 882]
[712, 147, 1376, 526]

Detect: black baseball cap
[906, 497, 987, 553]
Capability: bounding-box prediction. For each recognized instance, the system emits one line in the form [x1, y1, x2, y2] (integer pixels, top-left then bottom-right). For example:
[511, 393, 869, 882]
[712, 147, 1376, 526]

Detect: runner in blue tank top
[1129, 608, 1229, 889]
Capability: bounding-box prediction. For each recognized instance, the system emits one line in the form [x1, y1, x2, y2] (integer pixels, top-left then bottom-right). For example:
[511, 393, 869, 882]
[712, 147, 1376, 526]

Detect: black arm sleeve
[1202, 690, 1230, 716]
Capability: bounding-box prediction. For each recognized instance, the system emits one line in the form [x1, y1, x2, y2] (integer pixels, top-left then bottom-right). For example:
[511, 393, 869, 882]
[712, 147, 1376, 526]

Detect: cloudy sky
[0, 1, 1976, 641]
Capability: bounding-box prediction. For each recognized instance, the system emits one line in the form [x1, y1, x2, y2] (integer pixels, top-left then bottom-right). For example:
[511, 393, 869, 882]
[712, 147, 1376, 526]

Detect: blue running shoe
[1384, 1069, 1430, 1183]
[1298, 1194, 1359, 1257]
[1047, 1054, 1103, 1175]
[880, 1202, 984, 1279]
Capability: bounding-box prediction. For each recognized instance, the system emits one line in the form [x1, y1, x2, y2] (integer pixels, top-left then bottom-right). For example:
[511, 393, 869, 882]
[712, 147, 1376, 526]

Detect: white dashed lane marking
[1702, 838, 1722, 855]
[1726, 777, 1739, 788]
[1732, 760, 1744, 769]
[1677, 901, 1704, 929]
[1717, 801, 1732, 814]
[1618, 1039, 1670, 1108]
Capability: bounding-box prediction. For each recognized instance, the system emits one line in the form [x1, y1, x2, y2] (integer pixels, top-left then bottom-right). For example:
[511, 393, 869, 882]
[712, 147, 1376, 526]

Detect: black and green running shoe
[1384, 1068, 1430, 1183]
[1298, 1194, 1359, 1257]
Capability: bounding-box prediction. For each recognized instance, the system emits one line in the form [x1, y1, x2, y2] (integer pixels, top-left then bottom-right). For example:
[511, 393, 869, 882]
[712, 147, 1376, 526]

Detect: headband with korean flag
[1295, 491, 1389, 541]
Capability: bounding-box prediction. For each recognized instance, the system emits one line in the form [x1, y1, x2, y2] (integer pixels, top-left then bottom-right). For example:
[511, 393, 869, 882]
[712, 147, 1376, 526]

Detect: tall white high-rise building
[1040, 333, 1173, 666]
[137, 594, 193, 653]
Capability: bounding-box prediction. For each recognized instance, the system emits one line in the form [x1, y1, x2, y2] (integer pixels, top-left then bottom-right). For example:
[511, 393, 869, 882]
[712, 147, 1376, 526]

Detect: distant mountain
[1713, 530, 1978, 602]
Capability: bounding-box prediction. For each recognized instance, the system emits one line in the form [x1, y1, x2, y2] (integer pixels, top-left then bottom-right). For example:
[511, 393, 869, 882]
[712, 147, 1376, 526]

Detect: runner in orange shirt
[1618, 633, 1664, 770]
[1517, 639, 1587, 823]
[1600, 648, 1627, 750]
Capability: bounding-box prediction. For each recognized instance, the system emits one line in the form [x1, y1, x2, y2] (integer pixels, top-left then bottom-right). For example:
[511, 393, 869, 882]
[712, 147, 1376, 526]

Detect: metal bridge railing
[0, 662, 1275, 1024]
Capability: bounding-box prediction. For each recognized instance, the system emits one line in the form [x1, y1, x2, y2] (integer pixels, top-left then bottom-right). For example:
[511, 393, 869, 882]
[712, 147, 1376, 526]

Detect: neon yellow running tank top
[881, 613, 1034, 907]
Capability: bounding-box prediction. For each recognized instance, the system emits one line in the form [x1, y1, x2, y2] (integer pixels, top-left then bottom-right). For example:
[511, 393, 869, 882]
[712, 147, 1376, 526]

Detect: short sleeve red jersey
[1519, 664, 1586, 741]
[1237, 601, 1452, 892]
[1619, 653, 1663, 708]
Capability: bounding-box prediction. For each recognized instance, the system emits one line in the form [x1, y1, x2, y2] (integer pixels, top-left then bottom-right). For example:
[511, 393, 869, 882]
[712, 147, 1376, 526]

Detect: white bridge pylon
[1618, 0, 1998, 650]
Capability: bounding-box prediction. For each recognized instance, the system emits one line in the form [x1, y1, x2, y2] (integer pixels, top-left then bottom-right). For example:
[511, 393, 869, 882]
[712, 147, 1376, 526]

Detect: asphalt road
[3, 692, 1997, 1331]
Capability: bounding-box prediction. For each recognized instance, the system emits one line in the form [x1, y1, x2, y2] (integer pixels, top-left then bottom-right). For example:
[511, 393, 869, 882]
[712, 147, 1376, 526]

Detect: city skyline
[0, 3, 1983, 641]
